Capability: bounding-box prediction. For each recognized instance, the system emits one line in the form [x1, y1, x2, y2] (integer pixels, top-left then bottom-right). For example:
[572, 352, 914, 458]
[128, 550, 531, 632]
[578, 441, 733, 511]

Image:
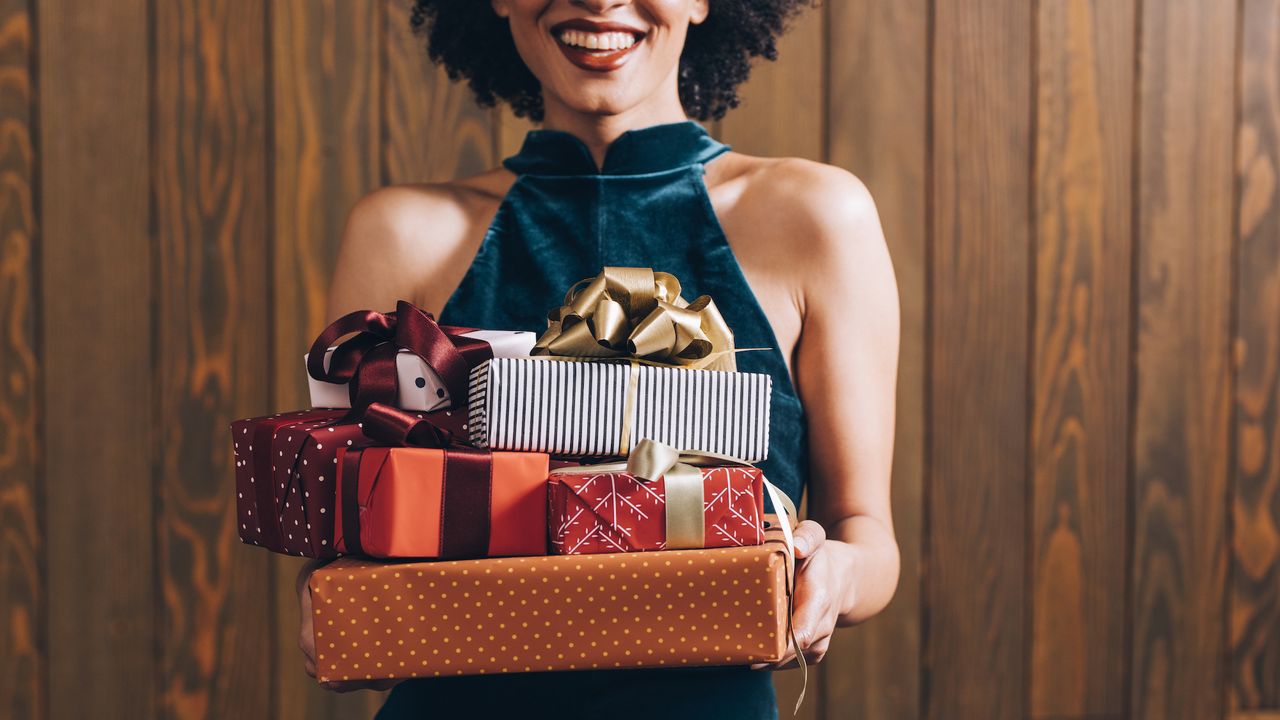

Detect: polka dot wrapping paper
[230, 408, 470, 559]
[309, 532, 790, 682]
[231, 409, 357, 559]
[548, 466, 765, 554]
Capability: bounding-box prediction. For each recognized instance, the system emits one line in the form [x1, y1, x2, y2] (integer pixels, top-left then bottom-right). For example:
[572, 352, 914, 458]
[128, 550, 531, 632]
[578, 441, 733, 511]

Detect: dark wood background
[0, 0, 1276, 718]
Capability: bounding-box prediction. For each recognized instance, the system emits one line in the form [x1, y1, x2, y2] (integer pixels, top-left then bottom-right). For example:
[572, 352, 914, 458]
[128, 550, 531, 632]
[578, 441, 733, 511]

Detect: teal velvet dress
[376, 121, 809, 720]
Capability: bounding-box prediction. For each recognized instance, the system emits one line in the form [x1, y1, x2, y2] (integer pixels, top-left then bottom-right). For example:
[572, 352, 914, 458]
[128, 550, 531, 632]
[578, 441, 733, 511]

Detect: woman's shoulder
[346, 168, 515, 240]
[709, 152, 879, 241]
[706, 152, 887, 295]
[327, 168, 515, 315]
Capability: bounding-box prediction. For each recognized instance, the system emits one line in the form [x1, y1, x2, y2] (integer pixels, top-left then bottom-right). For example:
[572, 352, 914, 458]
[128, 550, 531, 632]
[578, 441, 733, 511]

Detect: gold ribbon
[625, 438, 711, 549]
[551, 440, 807, 712]
[533, 267, 737, 372]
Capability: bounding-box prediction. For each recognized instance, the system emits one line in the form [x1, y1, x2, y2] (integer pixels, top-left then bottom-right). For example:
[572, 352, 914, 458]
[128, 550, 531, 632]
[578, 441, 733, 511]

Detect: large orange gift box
[309, 531, 791, 682]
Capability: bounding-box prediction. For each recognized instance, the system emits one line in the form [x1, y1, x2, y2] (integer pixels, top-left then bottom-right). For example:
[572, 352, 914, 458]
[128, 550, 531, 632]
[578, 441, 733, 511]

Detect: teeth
[559, 30, 637, 52]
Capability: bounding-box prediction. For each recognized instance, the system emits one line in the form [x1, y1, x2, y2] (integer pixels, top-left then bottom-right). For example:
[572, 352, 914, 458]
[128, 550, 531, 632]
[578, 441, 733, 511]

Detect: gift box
[467, 358, 772, 461]
[231, 407, 469, 558]
[305, 301, 507, 418]
[307, 329, 535, 412]
[334, 445, 551, 559]
[548, 464, 764, 555]
[232, 409, 355, 558]
[309, 530, 791, 682]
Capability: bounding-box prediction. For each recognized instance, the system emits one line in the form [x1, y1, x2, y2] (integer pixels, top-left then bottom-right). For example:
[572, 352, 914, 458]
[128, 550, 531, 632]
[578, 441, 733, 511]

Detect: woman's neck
[539, 92, 690, 169]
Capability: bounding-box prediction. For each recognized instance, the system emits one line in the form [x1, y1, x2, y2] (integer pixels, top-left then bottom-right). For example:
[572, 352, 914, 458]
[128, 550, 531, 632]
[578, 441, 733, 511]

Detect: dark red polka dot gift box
[231, 406, 471, 559]
[231, 410, 368, 558]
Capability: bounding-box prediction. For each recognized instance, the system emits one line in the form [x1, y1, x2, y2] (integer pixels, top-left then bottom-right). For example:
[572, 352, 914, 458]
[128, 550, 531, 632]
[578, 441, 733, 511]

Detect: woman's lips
[556, 42, 639, 72]
[550, 19, 645, 73]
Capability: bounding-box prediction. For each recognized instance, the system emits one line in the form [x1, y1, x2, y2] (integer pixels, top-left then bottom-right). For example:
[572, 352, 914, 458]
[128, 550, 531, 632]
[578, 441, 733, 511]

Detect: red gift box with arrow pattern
[548, 465, 765, 555]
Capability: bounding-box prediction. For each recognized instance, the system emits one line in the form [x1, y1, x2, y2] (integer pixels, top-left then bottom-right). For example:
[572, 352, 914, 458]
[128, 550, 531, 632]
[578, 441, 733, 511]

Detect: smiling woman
[409, 0, 806, 122]
[299, 1, 903, 719]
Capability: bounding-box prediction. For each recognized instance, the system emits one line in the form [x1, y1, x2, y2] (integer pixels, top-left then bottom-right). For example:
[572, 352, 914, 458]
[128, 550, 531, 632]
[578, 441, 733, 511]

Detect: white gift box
[306, 330, 536, 412]
[467, 357, 773, 462]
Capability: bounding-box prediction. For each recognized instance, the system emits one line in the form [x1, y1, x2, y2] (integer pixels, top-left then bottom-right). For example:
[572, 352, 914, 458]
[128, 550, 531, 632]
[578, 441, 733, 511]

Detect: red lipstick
[550, 18, 646, 73]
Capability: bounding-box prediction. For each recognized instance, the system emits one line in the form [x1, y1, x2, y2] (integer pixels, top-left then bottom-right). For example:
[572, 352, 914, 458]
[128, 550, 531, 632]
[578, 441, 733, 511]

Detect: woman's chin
[546, 89, 650, 120]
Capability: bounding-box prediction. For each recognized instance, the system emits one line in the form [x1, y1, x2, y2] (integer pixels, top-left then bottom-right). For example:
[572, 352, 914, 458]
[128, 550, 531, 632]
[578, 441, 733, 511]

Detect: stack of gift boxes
[231, 267, 798, 685]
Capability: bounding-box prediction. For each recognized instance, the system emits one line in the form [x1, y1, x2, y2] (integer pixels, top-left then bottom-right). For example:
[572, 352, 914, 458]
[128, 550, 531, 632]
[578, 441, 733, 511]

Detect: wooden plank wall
[2, 1, 1276, 719]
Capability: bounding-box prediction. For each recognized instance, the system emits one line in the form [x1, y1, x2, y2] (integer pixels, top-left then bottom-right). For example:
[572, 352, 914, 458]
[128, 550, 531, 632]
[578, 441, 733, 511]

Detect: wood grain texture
[927, 1, 1032, 719]
[270, 3, 385, 718]
[272, 0, 380, 411]
[1130, 1, 1238, 718]
[38, 0, 154, 717]
[0, 1, 39, 717]
[1232, 0, 1280, 711]
[1030, 1, 1135, 716]
[152, 1, 273, 718]
[715, 7, 824, 716]
[20, 2, 1270, 718]
[716, 1, 824, 161]
[382, 0, 495, 184]
[823, 0, 926, 718]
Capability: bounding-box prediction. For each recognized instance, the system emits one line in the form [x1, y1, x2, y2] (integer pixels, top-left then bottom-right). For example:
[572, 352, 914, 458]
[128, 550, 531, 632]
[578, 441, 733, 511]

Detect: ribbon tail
[788, 623, 808, 716]
[762, 478, 805, 715]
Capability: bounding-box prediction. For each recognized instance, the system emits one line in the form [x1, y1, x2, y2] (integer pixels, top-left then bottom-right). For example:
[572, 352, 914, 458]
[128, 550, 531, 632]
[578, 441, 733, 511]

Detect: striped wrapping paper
[467, 358, 772, 462]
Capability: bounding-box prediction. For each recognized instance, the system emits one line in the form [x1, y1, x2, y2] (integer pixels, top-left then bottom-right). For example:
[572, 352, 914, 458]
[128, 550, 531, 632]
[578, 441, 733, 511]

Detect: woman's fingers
[803, 634, 832, 665]
[298, 561, 318, 671]
[296, 560, 399, 692]
[320, 679, 402, 694]
[751, 544, 838, 671]
[749, 627, 834, 671]
[790, 551, 832, 648]
[791, 520, 827, 560]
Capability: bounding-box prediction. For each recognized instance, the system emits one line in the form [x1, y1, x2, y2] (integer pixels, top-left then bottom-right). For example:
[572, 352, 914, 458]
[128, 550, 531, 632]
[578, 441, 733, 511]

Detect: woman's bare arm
[751, 161, 901, 666]
[299, 182, 484, 689]
[326, 184, 487, 319]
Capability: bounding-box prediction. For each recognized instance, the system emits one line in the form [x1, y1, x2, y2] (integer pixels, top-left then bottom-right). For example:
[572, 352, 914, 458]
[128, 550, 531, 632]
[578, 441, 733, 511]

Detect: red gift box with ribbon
[231, 301, 490, 558]
[332, 403, 550, 559]
[548, 439, 767, 555]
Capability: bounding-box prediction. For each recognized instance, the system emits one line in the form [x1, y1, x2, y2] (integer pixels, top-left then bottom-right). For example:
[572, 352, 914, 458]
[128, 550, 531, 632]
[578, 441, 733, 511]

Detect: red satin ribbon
[341, 403, 492, 559]
[306, 301, 491, 416]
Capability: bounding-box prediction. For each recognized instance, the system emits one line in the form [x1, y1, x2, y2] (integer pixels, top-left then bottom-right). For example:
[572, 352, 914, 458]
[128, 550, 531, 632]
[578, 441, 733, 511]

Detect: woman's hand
[297, 560, 401, 693]
[752, 521, 855, 670]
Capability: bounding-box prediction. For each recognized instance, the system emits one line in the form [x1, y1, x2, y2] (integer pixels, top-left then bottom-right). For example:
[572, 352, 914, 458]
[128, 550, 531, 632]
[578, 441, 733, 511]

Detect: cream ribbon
[533, 267, 737, 372]
[551, 440, 807, 713]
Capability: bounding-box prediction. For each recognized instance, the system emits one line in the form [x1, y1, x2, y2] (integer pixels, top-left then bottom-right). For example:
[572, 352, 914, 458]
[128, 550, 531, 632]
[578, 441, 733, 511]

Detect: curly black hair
[409, 1, 811, 122]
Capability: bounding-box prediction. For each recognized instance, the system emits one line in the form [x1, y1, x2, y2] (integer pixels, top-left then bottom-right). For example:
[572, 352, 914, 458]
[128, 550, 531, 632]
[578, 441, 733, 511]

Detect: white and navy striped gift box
[468, 358, 772, 462]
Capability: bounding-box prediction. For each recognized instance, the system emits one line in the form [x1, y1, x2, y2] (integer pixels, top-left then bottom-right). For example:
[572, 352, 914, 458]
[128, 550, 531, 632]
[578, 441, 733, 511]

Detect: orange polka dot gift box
[308, 529, 792, 682]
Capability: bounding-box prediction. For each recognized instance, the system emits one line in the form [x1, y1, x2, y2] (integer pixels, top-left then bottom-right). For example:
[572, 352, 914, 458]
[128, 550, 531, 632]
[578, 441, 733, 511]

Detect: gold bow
[533, 267, 737, 372]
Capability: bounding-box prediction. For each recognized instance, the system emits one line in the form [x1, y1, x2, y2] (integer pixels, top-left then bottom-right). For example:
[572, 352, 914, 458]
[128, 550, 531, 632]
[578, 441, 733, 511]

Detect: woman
[298, 1, 901, 717]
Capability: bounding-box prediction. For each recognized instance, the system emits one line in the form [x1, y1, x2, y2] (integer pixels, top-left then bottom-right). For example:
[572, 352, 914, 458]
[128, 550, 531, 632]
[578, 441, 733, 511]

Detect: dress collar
[503, 120, 730, 177]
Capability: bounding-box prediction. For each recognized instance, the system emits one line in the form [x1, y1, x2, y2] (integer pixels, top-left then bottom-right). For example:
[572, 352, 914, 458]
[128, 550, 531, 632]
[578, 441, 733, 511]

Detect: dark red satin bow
[341, 403, 492, 559]
[306, 301, 491, 415]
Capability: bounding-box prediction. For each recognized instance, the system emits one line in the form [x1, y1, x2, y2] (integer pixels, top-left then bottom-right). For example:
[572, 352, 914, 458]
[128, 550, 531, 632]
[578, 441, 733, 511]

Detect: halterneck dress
[376, 120, 809, 720]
